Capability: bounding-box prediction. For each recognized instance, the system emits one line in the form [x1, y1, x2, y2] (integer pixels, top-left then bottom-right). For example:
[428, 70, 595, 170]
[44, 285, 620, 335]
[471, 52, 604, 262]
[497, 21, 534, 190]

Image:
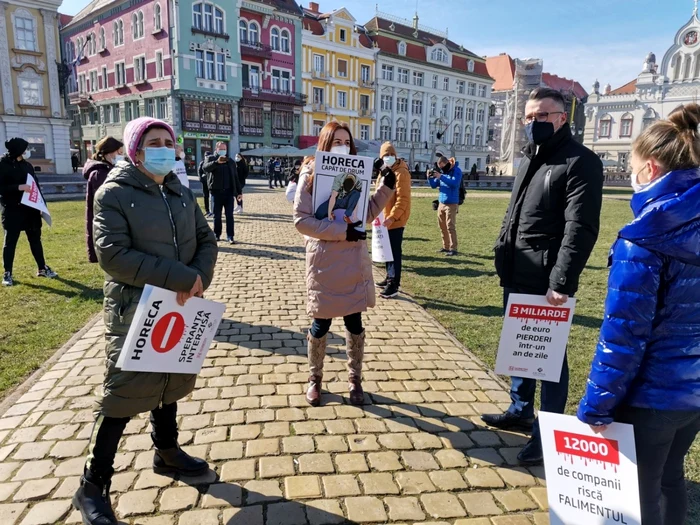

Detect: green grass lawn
[399, 195, 700, 522]
[0, 201, 104, 398]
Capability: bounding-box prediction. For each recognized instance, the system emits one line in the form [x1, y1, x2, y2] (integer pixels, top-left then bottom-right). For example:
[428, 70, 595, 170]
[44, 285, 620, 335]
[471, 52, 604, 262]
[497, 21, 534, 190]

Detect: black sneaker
[2, 272, 13, 287]
[481, 412, 535, 431]
[445, 250, 458, 257]
[227, 237, 236, 245]
[437, 248, 449, 253]
[379, 283, 400, 299]
[37, 266, 58, 278]
[376, 278, 388, 288]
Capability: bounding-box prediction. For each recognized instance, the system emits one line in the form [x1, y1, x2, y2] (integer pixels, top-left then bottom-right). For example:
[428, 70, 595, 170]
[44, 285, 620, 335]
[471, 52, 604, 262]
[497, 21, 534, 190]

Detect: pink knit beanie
[122, 117, 176, 164]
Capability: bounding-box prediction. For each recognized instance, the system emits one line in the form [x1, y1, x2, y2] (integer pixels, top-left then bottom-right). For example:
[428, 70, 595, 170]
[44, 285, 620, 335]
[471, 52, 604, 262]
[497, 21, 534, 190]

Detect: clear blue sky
[58, 0, 695, 92]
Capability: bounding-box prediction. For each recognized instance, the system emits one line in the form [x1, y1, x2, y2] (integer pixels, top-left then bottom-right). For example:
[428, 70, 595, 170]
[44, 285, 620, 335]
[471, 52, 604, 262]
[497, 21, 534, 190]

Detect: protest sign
[539, 412, 641, 525]
[495, 293, 576, 382]
[371, 212, 393, 263]
[20, 174, 51, 226]
[312, 151, 374, 232]
[116, 285, 225, 374]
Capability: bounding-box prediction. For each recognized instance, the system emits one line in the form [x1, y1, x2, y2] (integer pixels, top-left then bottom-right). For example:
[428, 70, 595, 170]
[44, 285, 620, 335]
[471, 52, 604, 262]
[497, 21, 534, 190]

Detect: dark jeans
[617, 406, 700, 525]
[386, 227, 405, 286]
[3, 227, 46, 274]
[200, 178, 210, 213]
[274, 172, 284, 187]
[85, 402, 179, 480]
[212, 190, 234, 239]
[314, 190, 362, 221]
[310, 313, 363, 339]
[503, 286, 569, 443]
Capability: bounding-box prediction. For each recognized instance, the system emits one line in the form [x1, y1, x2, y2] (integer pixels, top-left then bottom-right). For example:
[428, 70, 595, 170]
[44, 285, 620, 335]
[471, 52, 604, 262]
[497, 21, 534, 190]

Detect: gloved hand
[381, 168, 396, 190]
[373, 158, 384, 172]
[346, 221, 367, 242]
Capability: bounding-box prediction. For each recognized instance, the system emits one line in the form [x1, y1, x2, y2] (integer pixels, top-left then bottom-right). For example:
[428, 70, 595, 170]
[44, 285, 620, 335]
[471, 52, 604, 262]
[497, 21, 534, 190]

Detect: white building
[584, 3, 700, 170]
[364, 12, 494, 171]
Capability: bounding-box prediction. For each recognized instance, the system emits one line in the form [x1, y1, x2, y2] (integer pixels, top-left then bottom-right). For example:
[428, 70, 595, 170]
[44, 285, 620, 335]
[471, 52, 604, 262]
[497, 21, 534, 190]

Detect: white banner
[371, 212, 393, 263]
[495, 293, 576, 382]
[116, 285, 225, 374]
[20, 174, 51, 226]
[539, 412, 641, 525]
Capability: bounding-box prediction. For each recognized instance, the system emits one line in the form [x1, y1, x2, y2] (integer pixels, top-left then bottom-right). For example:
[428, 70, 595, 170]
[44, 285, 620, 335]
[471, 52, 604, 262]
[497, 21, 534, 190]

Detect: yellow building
[0, 0, 71, 173]
[300, 2, 377, 143]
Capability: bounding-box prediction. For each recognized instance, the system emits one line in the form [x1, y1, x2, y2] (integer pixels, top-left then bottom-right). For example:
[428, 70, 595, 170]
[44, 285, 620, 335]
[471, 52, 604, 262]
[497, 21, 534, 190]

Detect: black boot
[154, 446, 209, 476]
[72, 471, 118, 525]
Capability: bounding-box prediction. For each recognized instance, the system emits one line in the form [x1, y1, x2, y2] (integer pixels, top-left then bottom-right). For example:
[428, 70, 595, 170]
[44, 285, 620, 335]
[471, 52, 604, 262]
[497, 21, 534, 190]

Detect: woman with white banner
[578, 104, 700, 525]
[0, 138, 57, 287]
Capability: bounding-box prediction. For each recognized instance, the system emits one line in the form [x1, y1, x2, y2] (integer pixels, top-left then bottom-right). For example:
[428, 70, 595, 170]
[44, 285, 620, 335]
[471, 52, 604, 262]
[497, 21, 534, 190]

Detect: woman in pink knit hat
[73, 117, 218, 525]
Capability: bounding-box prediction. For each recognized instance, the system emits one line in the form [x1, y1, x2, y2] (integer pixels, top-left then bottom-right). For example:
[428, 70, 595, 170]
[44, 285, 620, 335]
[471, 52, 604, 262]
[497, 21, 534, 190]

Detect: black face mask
[440, 162, 452, 174]
[525, 121, 555, 146]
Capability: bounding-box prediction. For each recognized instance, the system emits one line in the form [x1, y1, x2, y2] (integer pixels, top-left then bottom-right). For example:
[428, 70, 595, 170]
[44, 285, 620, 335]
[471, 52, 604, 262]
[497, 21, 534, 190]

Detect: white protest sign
[116, 285, 225, 374]
[312, 151, 373, 232]
[495, 293, 576, 382]
[371, 212, 393, 263]
[20, 174, 51, 226]
[539, 412, 641, 525]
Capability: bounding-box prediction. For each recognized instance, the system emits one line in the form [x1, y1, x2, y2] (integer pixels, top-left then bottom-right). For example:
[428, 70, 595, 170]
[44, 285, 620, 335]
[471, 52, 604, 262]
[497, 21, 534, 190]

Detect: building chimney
[309, 2, 319, 13]
[413, 13, 419, 30]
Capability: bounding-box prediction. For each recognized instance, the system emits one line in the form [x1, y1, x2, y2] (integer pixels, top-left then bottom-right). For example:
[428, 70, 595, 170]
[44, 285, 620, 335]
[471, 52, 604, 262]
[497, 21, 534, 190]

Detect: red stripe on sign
[554, 430, 620, 465]
[509, 304, 571, 322]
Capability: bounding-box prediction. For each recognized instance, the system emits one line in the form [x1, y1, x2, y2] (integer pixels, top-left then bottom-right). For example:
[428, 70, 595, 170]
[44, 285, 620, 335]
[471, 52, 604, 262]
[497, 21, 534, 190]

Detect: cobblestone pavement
[0, 181, 549, 524]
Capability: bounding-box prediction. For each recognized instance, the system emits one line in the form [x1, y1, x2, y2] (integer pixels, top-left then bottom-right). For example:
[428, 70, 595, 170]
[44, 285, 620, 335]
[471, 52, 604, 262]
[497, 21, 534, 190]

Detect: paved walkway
[0, 182, 549, 525]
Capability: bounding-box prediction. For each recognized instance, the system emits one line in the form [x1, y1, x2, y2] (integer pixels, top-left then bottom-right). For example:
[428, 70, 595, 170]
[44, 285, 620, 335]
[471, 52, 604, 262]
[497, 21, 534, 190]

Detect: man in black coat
[482, 88, 604, 465]
[198, 152, 211, 216]
[202, 142, 241, 244]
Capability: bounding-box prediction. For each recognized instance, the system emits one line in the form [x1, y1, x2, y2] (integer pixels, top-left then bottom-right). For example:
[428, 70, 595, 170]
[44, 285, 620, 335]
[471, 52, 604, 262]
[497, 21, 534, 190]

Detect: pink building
[61, 0, 173, 159]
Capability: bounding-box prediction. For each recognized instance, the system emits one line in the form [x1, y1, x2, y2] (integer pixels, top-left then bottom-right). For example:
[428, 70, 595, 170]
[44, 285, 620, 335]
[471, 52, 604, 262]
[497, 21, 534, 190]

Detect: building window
[114, 20, 124, 46]
[410, 123, 420, 142]
[398, 68, 409, 84]
[361, 65, 371, 83]
[214, 6, 223, 34]
[620, 116, 633, 137]
[380, 94, 392, 112]
[271, 69, 290, 92]
[205, 51, 215, 80]
[89, 33, 97, 55]
[397, 97, 407, 113]
[312, 87, 324, 105]
[411, 99, 422, 115]
[398, 41, 406, 56]
[396, 124, 406, 142]
[203, 4, 213, 31]
[154, 3, 162, 31]
[115, 62, 126, 85]
[13, 10, 37, 52]
[18, 70, 42, 106]
[271, 28, 280, 50]
[455, 105, 463, 120]
[458, 81, 465, 94]
[132, 101, 141, 119]
[156, 51, 164, 78]
[467, 104, 474, 121]
[238, 20, 247, 42]
[478, 84, 486, 97]
[432, 75, 438, 89]
[195, 51, 204, 78]
[381, 65, 393, 81]
[468, 82, 476, 96]
[339, 28, 347, 42]
[465, 126, 472, 145]
[413, 72, 424, 86]
[360, 125, 370, 141]
[113, 104, 121, 123]
[443, 77, 449, 91]
[132, 11, 144, 40]
[477, 106, 485, 122]
[158, 97, 168, 119]
[599, 117, 612, 138]
[89, 71, 97, 92]
[380, 124, 391, 141]
[430, 100, 436, 117]
[453, 126, 460, 145]
[337, 91, 347, 108]
[217, 103, 232, 126]
[272, 110, 293, 131]
[440, 101, 448, 118]
[313, 54, 325, 73]
[134, 56, 146, 82]
[312, 120, 324, 135]
[217, 53, 225, 81]
[431, 48, 447, 63]
[467, 60, 474, 73]
[146, 98, 156, 117]
[183, 100, 200, 121]
[281, 30, 290, 53]
[240, 106, 263, 128]
[101, 66, 108, 89]
[99, 27, 106, 50]
[360, 94, 370, 111]
[249, 22, 259, 44]
[103, 105, 111, 124]
[475, 127, 482, 145]
[337, 59, 347, 78]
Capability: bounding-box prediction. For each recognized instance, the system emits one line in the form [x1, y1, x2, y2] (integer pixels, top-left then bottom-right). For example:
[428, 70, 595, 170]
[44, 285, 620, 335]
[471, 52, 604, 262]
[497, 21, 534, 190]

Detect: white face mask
[330, 145, 350, 155]
[22, 150, 31, 160]
[630, 170, 650, 193]
[235, 155, 242, 162]
[383, 155, 396, 167]
[114, 155, 124, 163]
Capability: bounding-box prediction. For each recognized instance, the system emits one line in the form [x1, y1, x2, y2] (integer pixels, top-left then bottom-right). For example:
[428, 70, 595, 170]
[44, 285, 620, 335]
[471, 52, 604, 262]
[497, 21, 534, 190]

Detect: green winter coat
[93, 161, 217, 418]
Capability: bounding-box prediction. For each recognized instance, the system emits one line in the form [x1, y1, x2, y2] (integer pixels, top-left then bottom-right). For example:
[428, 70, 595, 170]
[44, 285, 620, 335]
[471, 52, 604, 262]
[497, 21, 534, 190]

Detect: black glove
[373, 158, 384, 172]
[381, 168, 396, 190]
[346, 221, 367, 242]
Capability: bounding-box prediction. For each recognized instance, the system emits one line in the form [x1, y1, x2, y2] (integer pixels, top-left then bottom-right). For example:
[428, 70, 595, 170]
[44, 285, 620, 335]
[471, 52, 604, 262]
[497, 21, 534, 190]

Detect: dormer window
[467, 59, 475, 73]
[431, 48, 448, 63]
[398, 41, 406, 56]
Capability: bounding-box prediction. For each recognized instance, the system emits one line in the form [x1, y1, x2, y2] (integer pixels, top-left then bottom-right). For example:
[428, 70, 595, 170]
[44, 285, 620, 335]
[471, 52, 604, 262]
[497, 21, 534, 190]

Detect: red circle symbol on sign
[151, 312, 186, 353]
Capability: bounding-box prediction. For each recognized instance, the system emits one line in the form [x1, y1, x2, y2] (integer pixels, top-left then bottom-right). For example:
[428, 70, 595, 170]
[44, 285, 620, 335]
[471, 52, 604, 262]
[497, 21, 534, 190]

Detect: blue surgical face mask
[217, 149, 227, 157]
[383, 156, 396, 167]
[142, 147, 176, 177]
[113, 155, 124, 164]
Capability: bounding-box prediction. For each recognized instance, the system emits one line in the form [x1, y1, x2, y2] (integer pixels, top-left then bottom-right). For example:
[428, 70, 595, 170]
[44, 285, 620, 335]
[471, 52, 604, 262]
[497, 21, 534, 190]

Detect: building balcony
[311, 70, 330, 80]
[243, 86, 307, 106]
[68, 91, 92, 107]
[191, 26, 229, 41]
[312, 103, 328, 113]
[359, 79, 375, 88]
[359, 108, 373, 118]
[272, 128, 294, 138]
[240, 39, 272, 59]
[240, 125, 264, 136]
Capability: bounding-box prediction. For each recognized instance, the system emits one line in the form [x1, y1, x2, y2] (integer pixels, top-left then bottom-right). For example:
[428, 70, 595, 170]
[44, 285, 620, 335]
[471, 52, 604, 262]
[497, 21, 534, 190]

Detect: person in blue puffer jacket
[428, 155, 463, 256]
[578, 104, 700, 525]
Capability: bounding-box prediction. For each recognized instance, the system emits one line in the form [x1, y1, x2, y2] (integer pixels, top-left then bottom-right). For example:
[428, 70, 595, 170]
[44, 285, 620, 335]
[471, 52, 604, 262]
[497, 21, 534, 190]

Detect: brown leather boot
[306, 375, 322, 407]
[348, 377, 365, 406]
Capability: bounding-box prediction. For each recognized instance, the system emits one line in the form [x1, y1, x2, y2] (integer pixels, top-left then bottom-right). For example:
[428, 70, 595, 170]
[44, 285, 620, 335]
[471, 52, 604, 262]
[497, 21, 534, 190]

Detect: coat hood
[106, 160, 182, 194]
[620, 168, 700, 266]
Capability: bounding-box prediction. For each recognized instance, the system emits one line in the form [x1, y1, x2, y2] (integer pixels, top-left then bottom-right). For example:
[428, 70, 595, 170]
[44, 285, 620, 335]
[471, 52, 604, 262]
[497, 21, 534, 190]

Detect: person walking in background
[73, 117, 218, 525]
[273, 157, 284, 188]
[173, 144, 189, 188]
[428, 154, 462, 256]
[376, 142, 412, 299]
[267, 158, 275, 188]
[203, 142, 241, 245]
[84, 136, 123, 263]
[578, 104, 700, 525]
[0, 138, 57, 287]
[235, 153, 248, 214]
[286, 159, 303, 203]
[483, 87, 604, 465]
[198, 152, 212, 217]
[293, 121, 395, 407]
[72, 153, 79, 173]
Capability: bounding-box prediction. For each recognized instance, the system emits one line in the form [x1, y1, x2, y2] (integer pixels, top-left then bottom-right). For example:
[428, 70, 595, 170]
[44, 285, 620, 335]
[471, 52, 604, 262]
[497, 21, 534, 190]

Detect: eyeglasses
[520, 111, 564, 125]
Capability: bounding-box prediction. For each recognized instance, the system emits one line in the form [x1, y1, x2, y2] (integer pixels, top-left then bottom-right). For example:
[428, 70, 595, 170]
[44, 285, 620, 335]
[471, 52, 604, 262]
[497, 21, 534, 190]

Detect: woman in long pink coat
[293, 121, 395, 406]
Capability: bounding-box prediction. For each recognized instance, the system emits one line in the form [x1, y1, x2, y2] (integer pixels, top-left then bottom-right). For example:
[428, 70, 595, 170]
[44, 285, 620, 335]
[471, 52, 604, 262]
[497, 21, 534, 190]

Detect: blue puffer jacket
[578, 168, 700, 426]
[429, 161, 463, 204]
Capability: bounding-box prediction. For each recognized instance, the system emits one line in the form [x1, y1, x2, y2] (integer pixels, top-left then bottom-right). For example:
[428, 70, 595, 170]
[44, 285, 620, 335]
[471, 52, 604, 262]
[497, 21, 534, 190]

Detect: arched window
[642, 108, 657, 129]
[17, 68, 43, 106]
[431, 48, 447, 63]
[281, 29, 290, 53]
[620, 113, 634, 137]
[271, 28, 280, 50]
[465, 125, 472, 145]
[398, 41, 406, 56]
[239, 20, 248, 42]
[475, 127, 482, 145]
[477, 104, 485, 122]
[113, 20, 124, 46]
[12, 9, 37, 51]
[672, 54, 682, 81]
[453, 124, 461, 145]
[193, 3, 202, 29]
[154, 3, 162, 31]
[396, 118, 406, 142]
[467, 60, 474, 72]
[249, 22, 259, 44]
[132, 13, 144, 39]
[410, 120, 421, 142]
[466, 103, 474, 121]
[684, 55, 693, 80]
[380, 117, 392, 141]
[214, 7, 223, 34]
[599, 115, 612, 138]
[203, 3, 213, 31]
[89, 32, 96, 55]
[99, 28, 105, 50]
